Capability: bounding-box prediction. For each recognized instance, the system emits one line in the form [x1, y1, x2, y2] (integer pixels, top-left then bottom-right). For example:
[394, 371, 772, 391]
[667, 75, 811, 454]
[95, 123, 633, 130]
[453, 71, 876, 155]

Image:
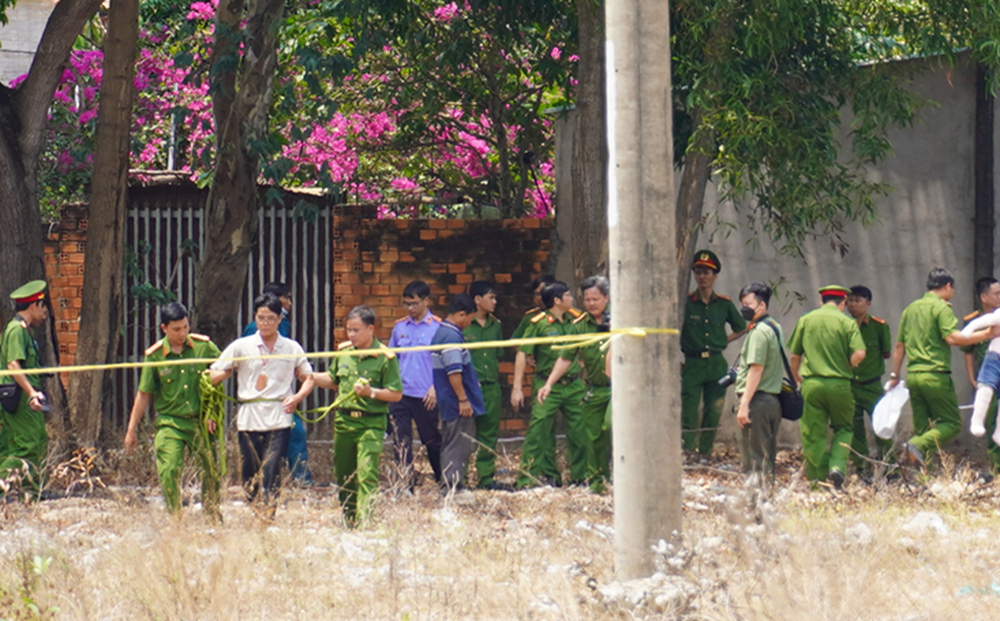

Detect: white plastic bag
[872, 380, 909, 440]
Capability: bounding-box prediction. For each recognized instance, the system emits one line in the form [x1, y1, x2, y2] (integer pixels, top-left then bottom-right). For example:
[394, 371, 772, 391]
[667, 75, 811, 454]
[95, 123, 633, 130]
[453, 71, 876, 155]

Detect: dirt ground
[2, 442, 1000, 620]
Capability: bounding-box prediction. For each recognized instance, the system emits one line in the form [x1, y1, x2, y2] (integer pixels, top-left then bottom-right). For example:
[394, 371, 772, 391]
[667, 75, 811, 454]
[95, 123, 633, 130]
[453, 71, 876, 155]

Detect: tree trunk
[67, 0, 139, 447]
[194, 0, 284, 343]
[570, 0, 608, 283]
[674, 107, 713, 312]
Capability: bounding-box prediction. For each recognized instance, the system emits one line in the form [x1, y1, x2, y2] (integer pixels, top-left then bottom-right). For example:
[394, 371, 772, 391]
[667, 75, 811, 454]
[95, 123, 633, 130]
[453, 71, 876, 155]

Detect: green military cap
[10, 280, 48, 304]
[818, 284, 850, 299]
[692, 249, 721, 273]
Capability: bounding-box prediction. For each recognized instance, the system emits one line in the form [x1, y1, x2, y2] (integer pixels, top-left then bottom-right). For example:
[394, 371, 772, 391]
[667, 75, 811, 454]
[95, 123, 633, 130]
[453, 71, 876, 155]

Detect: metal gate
[112, 189, 335, 436]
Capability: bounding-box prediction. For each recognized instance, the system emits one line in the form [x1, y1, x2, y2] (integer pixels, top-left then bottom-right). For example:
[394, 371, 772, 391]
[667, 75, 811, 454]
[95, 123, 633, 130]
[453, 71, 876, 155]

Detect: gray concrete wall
[705, 54, 994, 455]
[0, 0, 56, 86]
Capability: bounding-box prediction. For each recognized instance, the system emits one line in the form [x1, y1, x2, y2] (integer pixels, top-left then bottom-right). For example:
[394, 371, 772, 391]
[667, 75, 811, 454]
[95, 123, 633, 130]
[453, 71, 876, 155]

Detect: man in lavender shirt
[388, 280, 443, 490]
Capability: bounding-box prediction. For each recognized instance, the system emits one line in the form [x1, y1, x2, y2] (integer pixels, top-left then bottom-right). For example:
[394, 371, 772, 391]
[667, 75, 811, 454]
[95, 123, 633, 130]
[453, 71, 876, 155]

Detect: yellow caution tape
[0, 327, 677, 378]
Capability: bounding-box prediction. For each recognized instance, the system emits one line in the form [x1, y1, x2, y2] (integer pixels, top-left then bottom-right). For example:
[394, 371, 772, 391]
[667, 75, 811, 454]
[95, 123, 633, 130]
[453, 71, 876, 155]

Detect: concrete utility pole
[606, 0, 680, 578]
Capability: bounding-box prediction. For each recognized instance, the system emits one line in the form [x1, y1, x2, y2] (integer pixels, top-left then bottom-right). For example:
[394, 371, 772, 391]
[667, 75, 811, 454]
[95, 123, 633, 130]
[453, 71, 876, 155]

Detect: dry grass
[1, 442, 1000, 619]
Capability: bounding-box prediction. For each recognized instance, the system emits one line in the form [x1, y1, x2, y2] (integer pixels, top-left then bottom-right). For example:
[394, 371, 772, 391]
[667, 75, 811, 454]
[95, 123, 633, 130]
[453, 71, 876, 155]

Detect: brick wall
[331, 206, 556, 433]
[43, 204, 88, 382]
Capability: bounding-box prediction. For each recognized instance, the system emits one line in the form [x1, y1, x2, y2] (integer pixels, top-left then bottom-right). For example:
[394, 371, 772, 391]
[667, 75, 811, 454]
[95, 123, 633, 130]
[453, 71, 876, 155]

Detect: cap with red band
[818, 284, 850, 298]
[691, 249, 721, 273]
[10, 280, 48, 304]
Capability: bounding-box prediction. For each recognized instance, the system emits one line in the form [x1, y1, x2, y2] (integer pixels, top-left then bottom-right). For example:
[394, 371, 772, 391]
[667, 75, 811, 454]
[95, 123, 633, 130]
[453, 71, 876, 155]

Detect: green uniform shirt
[788, 303, 865, 379]
[520, 310, 581, 378]
[680, 292, 746, 355]
[328, 338, 403, 414]
[897, 292, 959, 373]
[138, 335, 221, 418]
[560, 312, 610, 386]
[736, 317, 785, 395]
[0, 317, 42, 389]
[463, 314, 502, 383]
[511, 307, 542, 340]
[961, 311, 989, 367]
[853, 314, 892, 382]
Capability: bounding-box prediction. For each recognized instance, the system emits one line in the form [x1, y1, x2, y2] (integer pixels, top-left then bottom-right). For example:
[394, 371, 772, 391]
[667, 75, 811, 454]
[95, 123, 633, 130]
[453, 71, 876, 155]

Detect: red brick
[429, 264, 447, 274]
[501, 419, 527, 432]
[456, 274, 473, 285]
[334, 262, 351, 273]
[446, 219, 466, 229]
[341, 250, 359, 261]
[394, 219, 411, 229]
[499, 362, 514, 374]
[340, 273, 361, 284]
[389, 284, 406, 295]
[503, 219, 522, 230]
[381, 251, 399, 262]
[447, 263, 466, 274]
[494, 273, 512, 284]
[374, 262, 392, 274]
[362, 262, 373, 271]
[361, 251, 378, 262]
[380, 274, 400, 284]
[371, 285, 390, 296]
[438, 230, 454, 239]
[428, 219, 448, 229]
[523, 219, 541, 229]
[342, 295, 362, 306]
[419, 229, 437, 240]
[399, 252, 416, 263]
[68, 276, 84, 287]
[448, 284, 465, 294]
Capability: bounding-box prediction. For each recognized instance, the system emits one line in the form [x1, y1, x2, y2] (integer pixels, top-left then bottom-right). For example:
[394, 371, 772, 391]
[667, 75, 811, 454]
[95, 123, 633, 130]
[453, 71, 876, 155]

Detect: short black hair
[821, 294, 845, 304]
[403, 280, 430, 299]
[739, 282, 771, 306]
[253, 293, 283, 317]
[346, 305, 376, 326]
[531, 274, 556, 291]
[540, 281, 570, 309]
[448, 293, 477, 315]
[580, 275, 610, 297]
[469, 280, 496, 299]
[262, 282, 290, 298]
[14, 300, 42, 313]
[160, 301, 189, 325]
[976, 276, 999, 298]
[849, 285, 872, 302]
[926, 267, 955, 291]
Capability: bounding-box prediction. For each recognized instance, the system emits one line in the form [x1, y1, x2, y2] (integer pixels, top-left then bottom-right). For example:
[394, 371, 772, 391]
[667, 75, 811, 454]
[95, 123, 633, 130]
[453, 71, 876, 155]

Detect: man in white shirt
[209, 294, 315, 512]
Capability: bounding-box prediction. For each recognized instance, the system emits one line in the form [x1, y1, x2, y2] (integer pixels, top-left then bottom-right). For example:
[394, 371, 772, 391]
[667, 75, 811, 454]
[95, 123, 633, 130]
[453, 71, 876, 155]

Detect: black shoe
[828, 468, 845, 490]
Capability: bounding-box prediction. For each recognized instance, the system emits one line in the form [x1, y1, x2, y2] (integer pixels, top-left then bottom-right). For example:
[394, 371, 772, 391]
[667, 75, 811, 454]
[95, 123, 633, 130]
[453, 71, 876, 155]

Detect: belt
[685, 351, 721, 359]
[542, 375, 575, 386]
[339, 409, 385, 418]
[853, 377, 882, 386]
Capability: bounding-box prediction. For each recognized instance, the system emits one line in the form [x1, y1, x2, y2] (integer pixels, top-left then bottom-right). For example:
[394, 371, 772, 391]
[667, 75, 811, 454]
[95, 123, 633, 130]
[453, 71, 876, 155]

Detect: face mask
[740, 306, 756, 321]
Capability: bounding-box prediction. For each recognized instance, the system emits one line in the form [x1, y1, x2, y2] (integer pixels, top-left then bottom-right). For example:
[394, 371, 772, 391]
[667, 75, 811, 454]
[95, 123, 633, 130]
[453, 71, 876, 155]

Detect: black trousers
[238, 428, 291, 504]
[388, 395, 442, 485]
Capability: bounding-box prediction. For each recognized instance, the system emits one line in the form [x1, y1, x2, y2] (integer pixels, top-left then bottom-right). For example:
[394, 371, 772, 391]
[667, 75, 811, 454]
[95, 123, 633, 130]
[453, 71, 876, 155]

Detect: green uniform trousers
[850, 380, 893, 471]
[333, 413, 387, 526]
[0, 396, 48, 497]
[154, 416, 220, 513]
[681, 355, 728, 455]
[583, 385, 612, 488]
[474, 382, 502, 486]
[800, 377, 854, 481]
[518, 379, 589, 487]
[906, 372, 961, 459]
[738, 392, 782, 482]
[986, 396, 1000, 473]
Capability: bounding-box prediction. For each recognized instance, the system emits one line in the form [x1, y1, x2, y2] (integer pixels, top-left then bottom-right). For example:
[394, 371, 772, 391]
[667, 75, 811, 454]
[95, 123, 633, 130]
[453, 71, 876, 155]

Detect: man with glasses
[388, 280, 443, 490]
[209, 294, 315, 518]
[889, 268, 997, 468]
[242, 282, 312, 487]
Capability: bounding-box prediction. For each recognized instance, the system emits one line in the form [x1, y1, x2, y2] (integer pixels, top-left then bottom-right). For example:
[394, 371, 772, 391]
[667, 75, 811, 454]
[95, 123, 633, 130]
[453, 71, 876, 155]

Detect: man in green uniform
[845, 285, 893, 473]
[125, 302, 222, 514]
[788, 285, 866, 488]
[0, 281, 51, 499]
[680, 250, 747, 456]
[538, 275, 612, 492]
[463, 281, 507, 490]
[890, 268, 997, 467]
[511, 281, 590, 487]
[511, 275, 556, 340]
[961, 276, 1000, 473]
[733, 282, 785, 486]
[313, 305, 402, 527]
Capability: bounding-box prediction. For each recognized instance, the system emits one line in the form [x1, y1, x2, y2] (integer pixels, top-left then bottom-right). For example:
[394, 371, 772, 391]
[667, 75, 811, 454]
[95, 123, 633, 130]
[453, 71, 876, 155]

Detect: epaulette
[337, 341, 353, 350]
[718, 295, 731, 301]
[871, 316, 887, 325]
[572, 313, 590, 325]
[689, 292, 698, 301]
[489, 313, 501, 323]
[747, 321, 756, 331]
[430, 314, 442, 323]
[523, 306, 540, 316]
[567, 308, 583, 318]
[189, 333, 211, 342]
[144, 340, 165, 357]
[964, 310, 981, 322]
[530, 311, 548, 324]
[18, 319, 28, 330]
[378, 344, 396, 359]
[394, 316, 408, 324]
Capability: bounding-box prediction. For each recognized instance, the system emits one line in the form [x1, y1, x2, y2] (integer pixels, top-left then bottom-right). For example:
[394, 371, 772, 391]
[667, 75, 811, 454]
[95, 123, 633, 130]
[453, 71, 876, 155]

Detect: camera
[718, 368, 737, 388]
